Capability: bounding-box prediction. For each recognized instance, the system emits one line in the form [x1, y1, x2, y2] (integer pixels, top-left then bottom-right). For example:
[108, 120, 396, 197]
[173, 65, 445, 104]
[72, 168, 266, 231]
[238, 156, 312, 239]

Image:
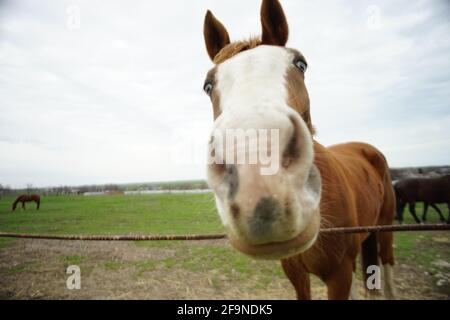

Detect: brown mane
[213, 38, 262, 64]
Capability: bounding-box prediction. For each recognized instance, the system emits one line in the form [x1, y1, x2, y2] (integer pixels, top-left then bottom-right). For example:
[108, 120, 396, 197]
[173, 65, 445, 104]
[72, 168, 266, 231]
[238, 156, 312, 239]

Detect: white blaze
[216, 45, 293, 116]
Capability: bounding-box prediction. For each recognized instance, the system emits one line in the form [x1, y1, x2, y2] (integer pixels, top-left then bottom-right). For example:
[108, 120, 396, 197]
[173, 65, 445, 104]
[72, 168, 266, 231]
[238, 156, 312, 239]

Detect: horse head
[203, 0, 321, 259]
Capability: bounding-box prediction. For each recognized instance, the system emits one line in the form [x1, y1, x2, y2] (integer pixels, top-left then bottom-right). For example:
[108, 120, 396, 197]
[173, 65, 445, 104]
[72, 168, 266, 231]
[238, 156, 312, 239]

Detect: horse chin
[227, 210, 320, 260]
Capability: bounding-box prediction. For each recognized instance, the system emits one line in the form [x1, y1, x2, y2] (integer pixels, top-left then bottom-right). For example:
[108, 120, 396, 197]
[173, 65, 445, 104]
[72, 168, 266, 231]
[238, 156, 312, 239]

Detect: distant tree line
[0, 166, 450, 197]
[390, 166, 450, 181]
[0, 183, 122, 196]
[0, 184, 13, 197]
[3, 166, 447, 197]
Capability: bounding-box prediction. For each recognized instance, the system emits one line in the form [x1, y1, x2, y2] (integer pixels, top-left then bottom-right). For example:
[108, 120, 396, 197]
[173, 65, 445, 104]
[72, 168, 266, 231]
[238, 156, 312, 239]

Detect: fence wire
[0, 223, 449, 241]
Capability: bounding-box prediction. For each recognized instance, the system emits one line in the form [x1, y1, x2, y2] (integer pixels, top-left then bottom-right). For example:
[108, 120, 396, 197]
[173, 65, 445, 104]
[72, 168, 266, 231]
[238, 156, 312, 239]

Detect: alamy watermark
[366, 5, 382, 30]
[66, 5, 81, 30]
[62, 263, 383, 292]
[366, 265, 381, 290]
[208, 128, 280, 175]
[66, 265, 81, 290]
[171, 128, 281, 175]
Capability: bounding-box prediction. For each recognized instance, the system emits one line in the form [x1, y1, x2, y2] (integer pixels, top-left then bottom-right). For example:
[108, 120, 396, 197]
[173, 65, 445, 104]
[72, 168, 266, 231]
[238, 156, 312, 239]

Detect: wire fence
[0, 223, 449, 241]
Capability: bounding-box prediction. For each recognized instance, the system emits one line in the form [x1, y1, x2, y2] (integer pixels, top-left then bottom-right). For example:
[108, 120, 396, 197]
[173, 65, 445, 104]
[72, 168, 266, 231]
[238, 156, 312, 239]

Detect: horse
[12, 194, 41, 211]
[394, 175, 450, 224]
[202, 0, 396, 299]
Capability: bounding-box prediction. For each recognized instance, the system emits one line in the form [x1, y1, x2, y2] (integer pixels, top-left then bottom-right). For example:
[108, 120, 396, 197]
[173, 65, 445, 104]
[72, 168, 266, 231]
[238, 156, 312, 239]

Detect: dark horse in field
[394, 175, 450, 224]
[12, 194, 40, 211]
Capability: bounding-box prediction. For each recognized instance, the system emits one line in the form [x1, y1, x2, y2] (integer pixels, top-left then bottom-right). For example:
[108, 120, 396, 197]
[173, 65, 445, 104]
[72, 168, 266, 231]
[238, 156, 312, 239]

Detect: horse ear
[203, 10, 231, 61]
[260, 0, 289, 46]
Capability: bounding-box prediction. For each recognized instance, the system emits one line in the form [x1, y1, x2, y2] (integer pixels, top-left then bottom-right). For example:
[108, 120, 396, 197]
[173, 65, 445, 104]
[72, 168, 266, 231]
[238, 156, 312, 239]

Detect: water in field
[83, 189, 212, 196]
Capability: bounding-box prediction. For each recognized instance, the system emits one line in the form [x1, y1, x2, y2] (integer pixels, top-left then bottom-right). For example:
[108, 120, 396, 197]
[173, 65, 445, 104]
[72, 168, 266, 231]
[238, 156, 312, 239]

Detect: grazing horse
[202, 0, 396, 299]
[12, 194, 40, 211]
[394, 175, 450, 224]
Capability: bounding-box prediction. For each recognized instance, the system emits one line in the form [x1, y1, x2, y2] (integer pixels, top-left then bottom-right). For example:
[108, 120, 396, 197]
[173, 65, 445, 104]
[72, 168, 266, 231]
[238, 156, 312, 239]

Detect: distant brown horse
[394, 175, 450, 224]
[12, 194, 40, 211]
[203, 0, 396, 299]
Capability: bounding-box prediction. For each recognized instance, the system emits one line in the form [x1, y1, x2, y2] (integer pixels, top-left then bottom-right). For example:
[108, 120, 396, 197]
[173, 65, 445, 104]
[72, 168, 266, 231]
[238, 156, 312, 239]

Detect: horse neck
[313, 141, 351, 225]
[313, 140, 337, 182]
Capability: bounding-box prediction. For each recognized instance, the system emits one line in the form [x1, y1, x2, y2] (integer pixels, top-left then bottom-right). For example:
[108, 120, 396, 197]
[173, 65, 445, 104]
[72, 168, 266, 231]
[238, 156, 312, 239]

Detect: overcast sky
[1, 0, 449, 188]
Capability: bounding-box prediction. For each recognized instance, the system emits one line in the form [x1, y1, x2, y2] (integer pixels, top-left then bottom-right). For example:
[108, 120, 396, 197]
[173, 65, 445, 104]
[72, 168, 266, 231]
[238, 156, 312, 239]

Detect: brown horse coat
[12, 194, 40, 211]
[395, 175, 450, 223]
[281, 142, 395, 299]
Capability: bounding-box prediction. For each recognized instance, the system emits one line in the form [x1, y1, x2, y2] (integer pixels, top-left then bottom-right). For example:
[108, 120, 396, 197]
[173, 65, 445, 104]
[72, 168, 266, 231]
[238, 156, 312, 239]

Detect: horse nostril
[224, 165, 239, 200]
[209, 161, 226, 176]
[230, 203, 240, 218]
[282, 115, 302, 168]
[208, 134, 227, 176]
[249, 197, 280, 236]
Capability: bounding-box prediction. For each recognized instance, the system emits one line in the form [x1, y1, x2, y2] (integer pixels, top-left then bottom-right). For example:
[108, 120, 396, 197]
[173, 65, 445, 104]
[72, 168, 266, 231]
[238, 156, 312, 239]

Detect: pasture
[0, 193, 449, 299]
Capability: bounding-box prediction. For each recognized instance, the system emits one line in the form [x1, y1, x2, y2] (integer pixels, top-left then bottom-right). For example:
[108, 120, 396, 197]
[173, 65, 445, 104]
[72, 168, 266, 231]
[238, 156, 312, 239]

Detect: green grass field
[0, 193, 223, 235]
[0, 193, 448, 299]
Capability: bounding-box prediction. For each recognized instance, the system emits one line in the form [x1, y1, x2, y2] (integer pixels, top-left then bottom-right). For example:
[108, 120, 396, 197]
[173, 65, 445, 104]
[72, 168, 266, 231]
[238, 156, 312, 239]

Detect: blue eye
[294, 58, 307, 73]
[204, 81, 213, 96]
